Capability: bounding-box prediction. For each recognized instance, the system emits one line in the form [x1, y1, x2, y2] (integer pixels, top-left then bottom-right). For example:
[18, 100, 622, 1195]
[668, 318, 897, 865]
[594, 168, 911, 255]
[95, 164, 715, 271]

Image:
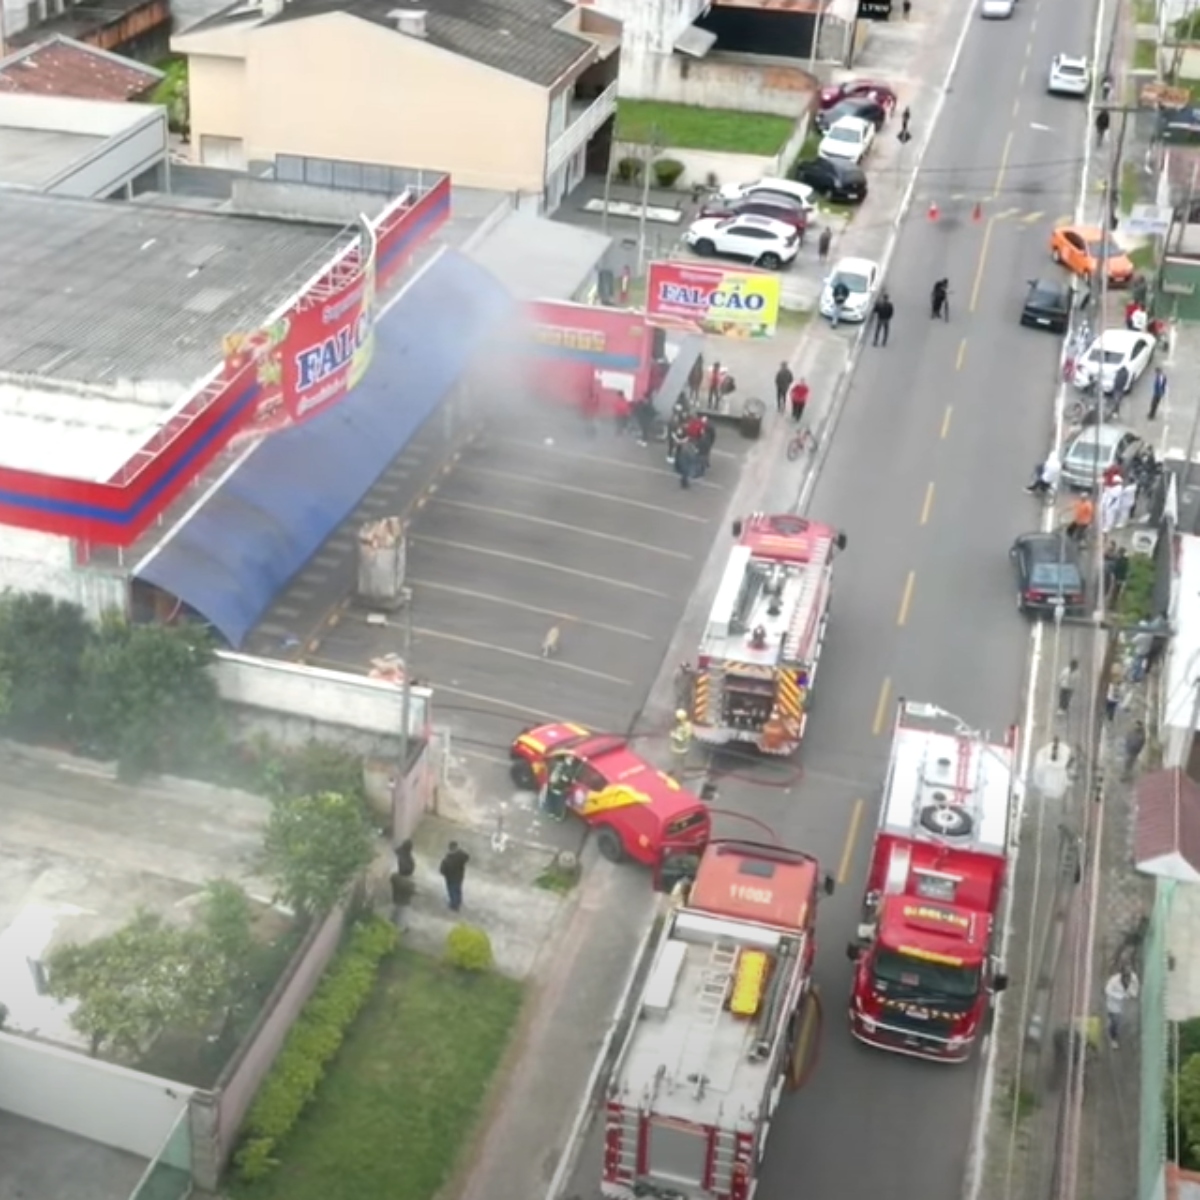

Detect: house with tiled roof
[0, 34, 161, 101]
[171, 0, 622, 213]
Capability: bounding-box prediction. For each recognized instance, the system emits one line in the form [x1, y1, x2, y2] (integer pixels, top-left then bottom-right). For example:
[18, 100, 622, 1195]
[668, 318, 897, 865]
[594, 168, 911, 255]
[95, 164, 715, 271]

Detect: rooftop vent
[388, 8, 427, 36]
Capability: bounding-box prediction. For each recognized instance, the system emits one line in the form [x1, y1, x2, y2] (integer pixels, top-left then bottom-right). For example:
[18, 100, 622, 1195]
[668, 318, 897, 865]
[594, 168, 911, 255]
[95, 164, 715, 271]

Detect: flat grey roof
[0, 189, 354, 387]
[468, 211, 609, 301]
[0, 126, 103, 187]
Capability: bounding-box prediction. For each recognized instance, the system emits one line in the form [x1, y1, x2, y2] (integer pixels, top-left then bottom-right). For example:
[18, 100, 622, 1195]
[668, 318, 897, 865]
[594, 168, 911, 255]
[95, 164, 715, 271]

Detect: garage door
[199, 135, 246, 171]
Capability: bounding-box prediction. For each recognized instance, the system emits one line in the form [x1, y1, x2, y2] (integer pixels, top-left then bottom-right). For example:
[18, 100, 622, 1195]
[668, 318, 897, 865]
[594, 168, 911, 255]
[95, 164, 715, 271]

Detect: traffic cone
[972, 200, 983, 222]
[927, 200, 939, 222]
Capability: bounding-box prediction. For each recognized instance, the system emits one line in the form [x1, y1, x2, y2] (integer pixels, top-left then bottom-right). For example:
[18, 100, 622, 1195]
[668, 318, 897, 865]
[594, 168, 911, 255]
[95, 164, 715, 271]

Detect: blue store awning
[135, 249, 513, 647]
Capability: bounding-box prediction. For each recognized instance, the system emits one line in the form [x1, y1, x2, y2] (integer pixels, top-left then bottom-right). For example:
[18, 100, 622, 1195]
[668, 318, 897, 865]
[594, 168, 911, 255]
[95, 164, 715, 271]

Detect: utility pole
[396, 584, 414, 841]
[600, 128, 616, 237]
[636, 125, 661, 275]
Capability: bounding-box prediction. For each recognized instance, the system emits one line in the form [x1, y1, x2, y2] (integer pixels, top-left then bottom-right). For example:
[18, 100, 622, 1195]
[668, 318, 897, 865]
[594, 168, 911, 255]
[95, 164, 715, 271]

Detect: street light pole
[396, 584, 413, 841]
[637, 125, 661, 275]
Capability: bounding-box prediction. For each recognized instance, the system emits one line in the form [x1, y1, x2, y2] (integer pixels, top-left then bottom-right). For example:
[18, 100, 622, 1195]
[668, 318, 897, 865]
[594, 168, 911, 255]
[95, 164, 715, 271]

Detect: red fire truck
[689, 513, 847, 756]
[846, 700, 1016, 1062]
[602, 839, 834, 1200]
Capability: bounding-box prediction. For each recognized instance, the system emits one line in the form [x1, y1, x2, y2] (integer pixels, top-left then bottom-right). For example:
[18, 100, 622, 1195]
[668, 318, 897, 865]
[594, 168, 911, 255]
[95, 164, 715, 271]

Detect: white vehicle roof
[721, 177, 815, 205]
[690, 213, 795, 239]
[878, 700, 1015, 859]
[824, 115, 872, 136]
[1053, 54, 1088, 70]
[1086, 328, 1144, 352]
[1066, 421, 1135, 451]
[830, 255, 878, 277]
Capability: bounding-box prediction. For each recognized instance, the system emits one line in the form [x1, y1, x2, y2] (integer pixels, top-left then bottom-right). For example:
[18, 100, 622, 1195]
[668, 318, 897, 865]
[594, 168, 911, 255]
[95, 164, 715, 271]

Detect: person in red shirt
[1103, 463, 1123, 488]
[789, 379, 810, 423]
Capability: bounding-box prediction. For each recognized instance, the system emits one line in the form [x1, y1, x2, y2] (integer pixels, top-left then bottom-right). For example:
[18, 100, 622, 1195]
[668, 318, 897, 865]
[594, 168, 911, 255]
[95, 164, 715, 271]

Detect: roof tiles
[0, 35, 161, 102]
[1134, 767, 1200, 880]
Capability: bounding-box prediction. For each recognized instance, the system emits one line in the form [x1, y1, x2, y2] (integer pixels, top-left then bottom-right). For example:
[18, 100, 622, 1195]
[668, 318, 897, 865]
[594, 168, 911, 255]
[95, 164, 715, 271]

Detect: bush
[444, 924, 494, 973]
[1117, 553, 1157, 624]
[615, 156, 643, 183]
[653, 158, 686, 188]
[234, 917, 398, 1181]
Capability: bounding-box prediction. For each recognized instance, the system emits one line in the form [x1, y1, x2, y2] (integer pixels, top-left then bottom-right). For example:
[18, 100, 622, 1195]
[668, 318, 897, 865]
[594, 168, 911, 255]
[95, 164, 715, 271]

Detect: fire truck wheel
[509, 759, 537, 790]
[595, 826, 625, 863]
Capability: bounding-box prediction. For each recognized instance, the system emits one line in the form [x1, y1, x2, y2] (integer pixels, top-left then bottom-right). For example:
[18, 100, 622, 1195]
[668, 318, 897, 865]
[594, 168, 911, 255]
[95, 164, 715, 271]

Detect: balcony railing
[546, 80, 618, 177]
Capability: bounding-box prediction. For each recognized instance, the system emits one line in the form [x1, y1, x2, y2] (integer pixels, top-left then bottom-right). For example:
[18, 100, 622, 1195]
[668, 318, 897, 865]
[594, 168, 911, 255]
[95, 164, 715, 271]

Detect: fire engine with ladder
[602, 839, 834, 1200]
[846, 700, 1016, 1062]
[689, 513, 847, 756]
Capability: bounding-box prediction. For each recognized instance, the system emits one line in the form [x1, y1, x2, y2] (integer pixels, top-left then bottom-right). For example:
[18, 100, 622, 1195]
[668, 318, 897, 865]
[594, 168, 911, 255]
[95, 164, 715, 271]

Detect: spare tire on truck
[919, 804, 974, 838]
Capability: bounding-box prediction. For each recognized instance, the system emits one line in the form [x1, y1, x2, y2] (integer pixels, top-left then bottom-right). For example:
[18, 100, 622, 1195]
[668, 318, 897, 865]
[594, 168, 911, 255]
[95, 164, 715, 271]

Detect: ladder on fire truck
[779, 537, 831, 664]
[674, 939, 739, 1098]
[913, 723, 986, 837]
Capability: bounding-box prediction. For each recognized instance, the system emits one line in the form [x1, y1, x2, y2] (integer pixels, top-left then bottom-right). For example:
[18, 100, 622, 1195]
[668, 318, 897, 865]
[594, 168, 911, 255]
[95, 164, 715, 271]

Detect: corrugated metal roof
[0, 35, 162, 101]
[467, 211, 609, 300]
[0, 190, 353, 389]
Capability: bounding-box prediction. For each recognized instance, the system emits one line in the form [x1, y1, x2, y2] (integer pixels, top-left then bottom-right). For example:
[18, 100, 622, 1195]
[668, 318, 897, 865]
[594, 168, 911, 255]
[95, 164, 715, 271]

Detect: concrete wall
[189, 904, 349, 1190]
[614, 117, 808, 189]
[0, 1031, 193, 1159]
[0, 527, 129, 621]
[231, 178, 397, 223]
[618, 49, 816, 115]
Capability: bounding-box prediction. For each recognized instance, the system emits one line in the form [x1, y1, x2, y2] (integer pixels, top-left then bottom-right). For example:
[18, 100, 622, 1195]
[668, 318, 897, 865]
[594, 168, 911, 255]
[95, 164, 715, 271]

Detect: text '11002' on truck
[687, 513, 847, 757]
[603, 839, 835, 1200]
[847, 700, 1017, 1062]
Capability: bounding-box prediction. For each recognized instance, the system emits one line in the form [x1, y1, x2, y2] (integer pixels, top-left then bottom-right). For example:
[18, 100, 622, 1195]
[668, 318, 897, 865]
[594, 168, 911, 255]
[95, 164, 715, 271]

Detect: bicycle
[787, 427, 819, 462]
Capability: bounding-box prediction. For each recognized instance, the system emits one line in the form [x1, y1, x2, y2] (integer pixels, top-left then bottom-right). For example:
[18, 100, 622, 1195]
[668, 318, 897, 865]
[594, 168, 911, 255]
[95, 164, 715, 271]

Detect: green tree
[46, 910, 229, 1060]
[0, 592, 89, 742]
[198, 879, 257, 1001]
[1176, 1052, 1200, 1167]
[75, 617, 224, 778]
[261, 791, 374, 917]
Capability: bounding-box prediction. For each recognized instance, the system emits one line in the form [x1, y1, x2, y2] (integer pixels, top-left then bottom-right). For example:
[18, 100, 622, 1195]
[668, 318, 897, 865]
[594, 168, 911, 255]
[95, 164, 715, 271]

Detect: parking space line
[497, 434, 737, 471]
[410, 625, 634, 686]
[427, 497, 695, 560]
[408, 580, 656, 641]
[453, 465, 711, 522]
[410, 536, 674, 597]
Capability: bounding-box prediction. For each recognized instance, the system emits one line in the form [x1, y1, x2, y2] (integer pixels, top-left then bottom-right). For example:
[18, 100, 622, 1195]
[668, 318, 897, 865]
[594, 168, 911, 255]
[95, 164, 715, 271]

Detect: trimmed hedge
[234, 917, 399, 1181]
[444, 923, 494, 973]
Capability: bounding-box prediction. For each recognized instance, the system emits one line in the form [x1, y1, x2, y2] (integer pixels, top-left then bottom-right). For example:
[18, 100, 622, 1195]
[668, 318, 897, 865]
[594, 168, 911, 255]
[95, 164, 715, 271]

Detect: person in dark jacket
[439, 841, 470, 911]
[390, 838, 416, 919]
[872, 291, 895, 347]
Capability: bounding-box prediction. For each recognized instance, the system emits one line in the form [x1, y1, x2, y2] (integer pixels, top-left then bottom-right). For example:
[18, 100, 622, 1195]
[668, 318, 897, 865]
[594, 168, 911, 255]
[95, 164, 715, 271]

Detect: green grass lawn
[1133, 39, 1158, 71]
[616, 100, 794, 155]
[231, 948, 523, 1200]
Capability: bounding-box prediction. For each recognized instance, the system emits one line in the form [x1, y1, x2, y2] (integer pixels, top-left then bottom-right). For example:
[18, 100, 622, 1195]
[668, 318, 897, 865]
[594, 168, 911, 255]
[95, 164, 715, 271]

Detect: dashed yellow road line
[897, 571, 916, 627]
[942, 405, 953, 438]
[838, 799, 867, 885]
[970, 217, 995, 313]
[920, 482, 936, 526]
[994, 130, 1015, 197]
[1012, 97, 1020, 119]
[956, 340, 967, 371]
[872, 677, 893, 736]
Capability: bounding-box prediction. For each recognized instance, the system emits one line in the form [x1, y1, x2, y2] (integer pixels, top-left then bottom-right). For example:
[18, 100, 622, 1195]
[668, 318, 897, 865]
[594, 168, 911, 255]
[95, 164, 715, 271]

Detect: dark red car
[697, 193, 808, 235]
[818, 79, 898, 111]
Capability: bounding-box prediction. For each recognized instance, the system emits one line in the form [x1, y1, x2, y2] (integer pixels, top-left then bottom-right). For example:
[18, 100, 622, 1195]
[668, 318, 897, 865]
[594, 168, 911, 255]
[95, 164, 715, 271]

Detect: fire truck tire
[509, 759, 537, 790]
[595, 825, 625, 863]
[918, 804, 974, 838]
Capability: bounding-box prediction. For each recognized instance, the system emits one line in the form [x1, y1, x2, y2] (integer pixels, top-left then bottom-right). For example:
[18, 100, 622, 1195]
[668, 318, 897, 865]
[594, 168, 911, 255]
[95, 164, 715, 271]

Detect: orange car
[1049, 224, 1134, 285]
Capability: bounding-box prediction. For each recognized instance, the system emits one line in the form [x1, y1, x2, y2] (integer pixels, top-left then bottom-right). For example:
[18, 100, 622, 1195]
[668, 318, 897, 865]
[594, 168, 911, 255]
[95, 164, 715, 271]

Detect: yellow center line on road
[428, 496, 694, 560]
[838, 798, 866, 885]
[994, 130, 1014, 197]
[1012, 97, 1020, 119]
[872, 677, 892, 736]
[941, 405, 954, 438]
[411, 535, 673, 597]
[1025, 38, 1033, 58]
[897, 571, 916, 627]
[920, 482, 936, 525]
[970, 217, 995, 313]
[956, 339, 967, 371]
[1019, 63, 1028, 87]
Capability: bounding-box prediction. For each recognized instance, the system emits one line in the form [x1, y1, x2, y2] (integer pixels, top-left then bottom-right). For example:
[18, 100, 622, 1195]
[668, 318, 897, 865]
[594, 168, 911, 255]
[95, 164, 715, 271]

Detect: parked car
[1019, 278, 1072, 332]
[818, 115, 875, 165]
[818, 79, 898, 111]
[716, 177, 817, 214]
[818, 256, 880, 323]
[815, 96, 889, 133]
[1047, 53, 1090, 96]
[1072, 328, 1155, 394]
[684, 213, 800, 269]
[1050, 224, 1134, 285]
[1010, 532, 1086, 617]
[791, 157, 868, 204]
[697, 192, 808, 234]
[1158, 106, 1200, 144]
[981, 0, 1016, 18]
[1060, 423, 1142, 490]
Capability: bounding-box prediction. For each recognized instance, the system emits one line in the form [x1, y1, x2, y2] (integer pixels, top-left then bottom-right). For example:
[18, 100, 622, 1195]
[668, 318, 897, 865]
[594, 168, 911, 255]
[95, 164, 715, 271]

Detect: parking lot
[314, 399, 750, 760]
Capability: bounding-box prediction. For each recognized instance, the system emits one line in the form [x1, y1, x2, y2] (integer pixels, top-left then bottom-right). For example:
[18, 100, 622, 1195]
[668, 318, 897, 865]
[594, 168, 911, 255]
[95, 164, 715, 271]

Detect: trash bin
[739, 397, 766, 440]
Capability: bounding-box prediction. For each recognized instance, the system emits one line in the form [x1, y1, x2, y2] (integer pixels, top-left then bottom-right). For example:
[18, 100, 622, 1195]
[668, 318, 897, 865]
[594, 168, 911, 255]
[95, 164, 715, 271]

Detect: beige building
[172, 0, 621, 213]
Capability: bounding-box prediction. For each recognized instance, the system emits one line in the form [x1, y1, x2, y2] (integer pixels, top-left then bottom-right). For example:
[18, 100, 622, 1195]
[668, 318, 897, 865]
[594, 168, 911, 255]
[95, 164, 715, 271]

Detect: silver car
[1060, 423, 1141, 490]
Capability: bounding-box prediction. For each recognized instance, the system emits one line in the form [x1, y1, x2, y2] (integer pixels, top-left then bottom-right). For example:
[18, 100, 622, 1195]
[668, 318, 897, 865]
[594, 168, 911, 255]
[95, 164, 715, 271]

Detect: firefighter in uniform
[669, 709, 693, 779]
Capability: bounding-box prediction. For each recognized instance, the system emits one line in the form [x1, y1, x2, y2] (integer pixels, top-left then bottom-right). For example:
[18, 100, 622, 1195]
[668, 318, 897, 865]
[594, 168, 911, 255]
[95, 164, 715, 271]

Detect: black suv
[791, 158, 868, 204]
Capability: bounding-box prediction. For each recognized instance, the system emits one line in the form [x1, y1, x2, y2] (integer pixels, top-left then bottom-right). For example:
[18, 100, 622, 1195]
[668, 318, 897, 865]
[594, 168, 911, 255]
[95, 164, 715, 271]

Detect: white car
[1048, 54, 1090, 96]
[716, 177, 816, 214]
[1072, 329, 1155, 394]
[684, 213, 800, 269]
[818, 256, 881, 323]
[981, 0, 1015, 18]
[818, 115, 876, 165]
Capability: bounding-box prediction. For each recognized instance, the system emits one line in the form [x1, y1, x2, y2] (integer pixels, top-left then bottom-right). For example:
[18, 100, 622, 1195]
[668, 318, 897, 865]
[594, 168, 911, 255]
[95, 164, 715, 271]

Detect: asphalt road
[742, 0, 1100, 1197]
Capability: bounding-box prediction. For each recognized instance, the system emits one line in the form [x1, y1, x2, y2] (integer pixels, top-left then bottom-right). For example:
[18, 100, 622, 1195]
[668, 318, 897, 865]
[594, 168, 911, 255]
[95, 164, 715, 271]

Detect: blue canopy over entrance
[135, 249, 512, 648]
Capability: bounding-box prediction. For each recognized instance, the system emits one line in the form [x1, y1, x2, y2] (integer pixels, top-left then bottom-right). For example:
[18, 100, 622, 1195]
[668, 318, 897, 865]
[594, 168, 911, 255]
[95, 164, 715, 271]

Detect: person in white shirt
[1104, 967, 1140, 1048]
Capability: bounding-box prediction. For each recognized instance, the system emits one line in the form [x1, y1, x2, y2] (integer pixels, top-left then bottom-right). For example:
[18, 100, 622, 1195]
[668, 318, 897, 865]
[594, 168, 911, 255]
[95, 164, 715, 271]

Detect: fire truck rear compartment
[606, 911, 807, 1191]
[720, 675, 776, 730]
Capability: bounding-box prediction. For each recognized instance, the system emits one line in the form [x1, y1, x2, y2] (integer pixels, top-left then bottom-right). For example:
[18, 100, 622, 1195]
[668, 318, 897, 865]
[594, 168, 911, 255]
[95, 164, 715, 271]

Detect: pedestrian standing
[872, 291, 895, 346]
[830, 278, 849, 327]
[931, 278, 949, 321]
[902, 0, 911, 16]
[582, 380, 600, 438]
[817, 225, 833, 263]
[669, 708, 693, 778]
[1104, 678, 1121, 722]
[439, 841, 470, 912]
[1149, 367, 1167, 419]
[1123, 720, 1147, 781]
[1104, 967, 1140, 1048]
[707, 361, 723, 407]
[687, 355, 704, 403]
[1067, 493, 1094, 541]
[676, 439, 699, 489]
[1058, 658, 1080, 715]
[774, 362, 794, 413]
[1095, 108, 1110, 146]
[789, 378, 810, 423]
[390, 837, 417, 921]
[1108, 546, 1130, 605]
[1116, 480, 1138, 528]
[1111, 363, 1130, 413]
[900, 107, 911, 137]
